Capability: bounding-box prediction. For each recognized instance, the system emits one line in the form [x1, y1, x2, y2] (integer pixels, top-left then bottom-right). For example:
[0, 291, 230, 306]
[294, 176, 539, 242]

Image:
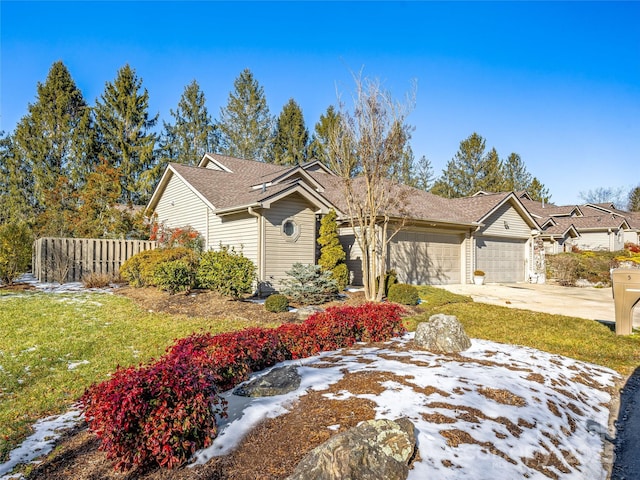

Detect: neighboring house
[518, 195, 637, 252]
[147, 154, 544, 290]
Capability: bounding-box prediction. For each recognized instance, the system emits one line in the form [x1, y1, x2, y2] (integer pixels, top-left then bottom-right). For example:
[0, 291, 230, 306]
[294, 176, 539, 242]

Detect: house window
[282, 218, 300, 242]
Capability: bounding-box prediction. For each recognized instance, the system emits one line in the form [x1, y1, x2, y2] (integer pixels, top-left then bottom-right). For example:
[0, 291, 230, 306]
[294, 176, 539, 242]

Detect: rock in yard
[233, 365, 301, 397]
[296, 305, 324, 321]
[415, 313, 472, 353]
[286, 417, 416, 480]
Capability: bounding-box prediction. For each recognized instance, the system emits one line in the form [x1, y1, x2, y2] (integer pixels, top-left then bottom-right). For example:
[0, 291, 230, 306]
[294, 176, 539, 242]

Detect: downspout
[247, 206, 263, 293]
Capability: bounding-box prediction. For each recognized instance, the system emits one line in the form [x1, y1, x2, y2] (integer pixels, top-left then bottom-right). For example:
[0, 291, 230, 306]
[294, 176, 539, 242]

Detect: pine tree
[165, 80, 217, 166]
[308, 105, 340, 166]
[479, 147, 504, 192]
[628, 186, 640, 212]
[388, 121, 416, 186]
[431, 132, 488, 198]
[502, 153, 532, 192]
[94, 64, 158, 205]
[12, 61, 96, 227]
[317, 209, 349, 290]
[414, 155, 435, 191]
[270, 98, 309, 165]
[218, 69, 273, 161]
[0, 132, 33, 224]
[528, 177, 551, 203]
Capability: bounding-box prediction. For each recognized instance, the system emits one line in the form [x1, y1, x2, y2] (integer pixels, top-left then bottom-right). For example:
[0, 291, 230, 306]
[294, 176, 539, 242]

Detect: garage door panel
[476, 237, 526, 283]
[391, 232, 462, 285]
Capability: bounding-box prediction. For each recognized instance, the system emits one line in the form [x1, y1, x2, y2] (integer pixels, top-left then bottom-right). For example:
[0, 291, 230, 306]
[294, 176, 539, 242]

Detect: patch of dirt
[0, 282, 36, 292]
[115, 286, 300, 324]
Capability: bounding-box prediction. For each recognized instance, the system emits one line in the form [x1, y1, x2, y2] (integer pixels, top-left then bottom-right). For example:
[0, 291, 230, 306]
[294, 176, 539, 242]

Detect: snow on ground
[10, 274, 115, 295]
[0, 409, 83, 479]
[193, 333, 620, 479]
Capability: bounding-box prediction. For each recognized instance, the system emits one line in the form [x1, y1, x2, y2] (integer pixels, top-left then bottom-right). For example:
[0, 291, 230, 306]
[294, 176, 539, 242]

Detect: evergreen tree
[218, 69, 273, 161]
[12, 61, 96, 227]
[414, 155, 435, 191]
[388, 121, 416, 186]
[164, 80, 217, 166]
[479, 147, 504, 192]
[270, 98, 309, 165]
[94, 64, 158, 205]
[0, 132, 33, 224]
[528, 177, 551, 203]
[317, 209, 349, 290]
[308, 105, 340, 166]
[628, 186, 640, 212]
[502, 153, 532, 192]
[431, 132, 488, 198]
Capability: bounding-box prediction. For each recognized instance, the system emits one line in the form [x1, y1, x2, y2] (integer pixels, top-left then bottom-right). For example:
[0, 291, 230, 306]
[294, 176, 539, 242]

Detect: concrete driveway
[439, 282, 626, 323]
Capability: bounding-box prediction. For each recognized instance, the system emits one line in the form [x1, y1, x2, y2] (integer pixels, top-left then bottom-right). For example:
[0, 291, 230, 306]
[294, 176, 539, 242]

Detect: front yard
[1, 283, 639, 478]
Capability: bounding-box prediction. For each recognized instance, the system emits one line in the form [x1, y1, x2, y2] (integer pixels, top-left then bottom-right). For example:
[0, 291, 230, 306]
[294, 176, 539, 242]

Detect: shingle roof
[519, 198, 580, 218]
[448, 192, 513, 223]
[559, 215, 629, 230]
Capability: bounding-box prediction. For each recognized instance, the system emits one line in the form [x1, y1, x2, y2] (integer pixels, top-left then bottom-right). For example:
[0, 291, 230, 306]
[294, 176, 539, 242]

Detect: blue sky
[2, 1, 639, 206]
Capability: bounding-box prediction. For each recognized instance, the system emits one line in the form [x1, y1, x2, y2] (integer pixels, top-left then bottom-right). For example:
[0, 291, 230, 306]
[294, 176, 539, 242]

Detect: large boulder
[286, 417, 416, 480]
[233, 365, 301, 397]
[415, 313, 472, 353]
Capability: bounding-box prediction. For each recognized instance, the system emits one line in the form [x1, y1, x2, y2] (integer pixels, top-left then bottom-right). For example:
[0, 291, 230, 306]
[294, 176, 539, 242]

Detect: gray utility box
[611, 269, 640, 335]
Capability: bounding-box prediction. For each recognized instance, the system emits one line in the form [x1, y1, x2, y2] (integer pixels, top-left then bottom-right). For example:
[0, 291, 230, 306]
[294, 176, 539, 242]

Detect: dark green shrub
[196, 246, 255, 299]
[375, 269, 397, 297]
[120, 247, 199, 287]
[0, 222, 33, 285]
[264, 294, 289, 313]
[154, 260, 196, 294]
[281, 263, 338, 305]
[387, 283, 420, 305]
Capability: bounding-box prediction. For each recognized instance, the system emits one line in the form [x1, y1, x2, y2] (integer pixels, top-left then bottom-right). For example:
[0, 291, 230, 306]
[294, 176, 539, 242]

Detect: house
[146, 154, 544, 290]
[518, 194, 637, 252]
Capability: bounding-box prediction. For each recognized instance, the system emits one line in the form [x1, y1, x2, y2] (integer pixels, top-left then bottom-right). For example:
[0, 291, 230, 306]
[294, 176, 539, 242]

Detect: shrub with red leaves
[80, 350, 224, 471]
[81, 302, 405, 471]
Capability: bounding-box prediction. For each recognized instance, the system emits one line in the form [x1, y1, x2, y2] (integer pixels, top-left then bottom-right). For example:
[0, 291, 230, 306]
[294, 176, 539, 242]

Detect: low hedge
[387, 283, 420, 305]
[81, 302, 406, 472]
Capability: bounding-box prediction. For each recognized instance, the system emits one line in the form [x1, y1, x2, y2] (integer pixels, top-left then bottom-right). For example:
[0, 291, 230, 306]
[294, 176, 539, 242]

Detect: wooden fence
[32, 237, 157, 283]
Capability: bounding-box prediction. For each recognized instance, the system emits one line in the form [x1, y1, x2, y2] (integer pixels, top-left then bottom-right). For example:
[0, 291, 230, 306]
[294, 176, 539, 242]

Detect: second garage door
[390, 231, 462, 285]
[476, 237, 526, 283]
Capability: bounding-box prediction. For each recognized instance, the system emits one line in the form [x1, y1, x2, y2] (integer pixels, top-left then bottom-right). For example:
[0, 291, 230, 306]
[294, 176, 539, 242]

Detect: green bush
[0, 222, 33, 285]
[264, 294, 289, 313]
[387, 283, 420, 305]
[375, 270, 397, 297]
[196, 246, 255, 299]
[317, 209, 349, 290]
[120, 247, 199, 288]
[154, 260, 196, 294]
[281, 263, 338, 305]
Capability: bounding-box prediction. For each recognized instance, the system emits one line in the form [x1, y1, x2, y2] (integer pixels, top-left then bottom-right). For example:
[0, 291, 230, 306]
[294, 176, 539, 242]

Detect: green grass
[0, 291, 281, 462]
[408, 286, 640, 376]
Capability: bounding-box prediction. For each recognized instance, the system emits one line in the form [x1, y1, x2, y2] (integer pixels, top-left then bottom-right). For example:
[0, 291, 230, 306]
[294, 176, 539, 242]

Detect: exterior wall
[154, 173, 209, 239]
[479, 203, 532, 238]
[339, 226, 363, 286]
[575, 230, 625, 251]
[263, 193, 317, 291]
[625, 230, 640, 245]
[208, 211, 259, 267]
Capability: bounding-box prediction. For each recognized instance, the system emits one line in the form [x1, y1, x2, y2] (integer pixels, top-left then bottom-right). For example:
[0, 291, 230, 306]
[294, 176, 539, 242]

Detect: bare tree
[579, 186, 627, 208]
[329, 75, 415, 301]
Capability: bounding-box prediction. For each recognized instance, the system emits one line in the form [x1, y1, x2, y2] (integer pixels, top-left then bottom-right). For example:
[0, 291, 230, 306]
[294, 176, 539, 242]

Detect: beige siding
[480, 203, 531, 238]
[154, 173, 208, 237]
[576, 231, 611, 251]
[263, 193, 317, 290]
[208, 212, 259, 266]
[339, 226, 364, 286]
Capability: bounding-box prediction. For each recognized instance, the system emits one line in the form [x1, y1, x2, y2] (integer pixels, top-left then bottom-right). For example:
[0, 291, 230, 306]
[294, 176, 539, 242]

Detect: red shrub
[81, 302, 405, 471]
[625, 242, 640, 254]
[80, 351, 224, 471]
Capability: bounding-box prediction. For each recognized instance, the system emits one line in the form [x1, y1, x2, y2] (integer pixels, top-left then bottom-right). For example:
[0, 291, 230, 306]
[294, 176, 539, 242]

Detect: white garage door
[476, 237, 526, 283]
[390, 231, 462, 285]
